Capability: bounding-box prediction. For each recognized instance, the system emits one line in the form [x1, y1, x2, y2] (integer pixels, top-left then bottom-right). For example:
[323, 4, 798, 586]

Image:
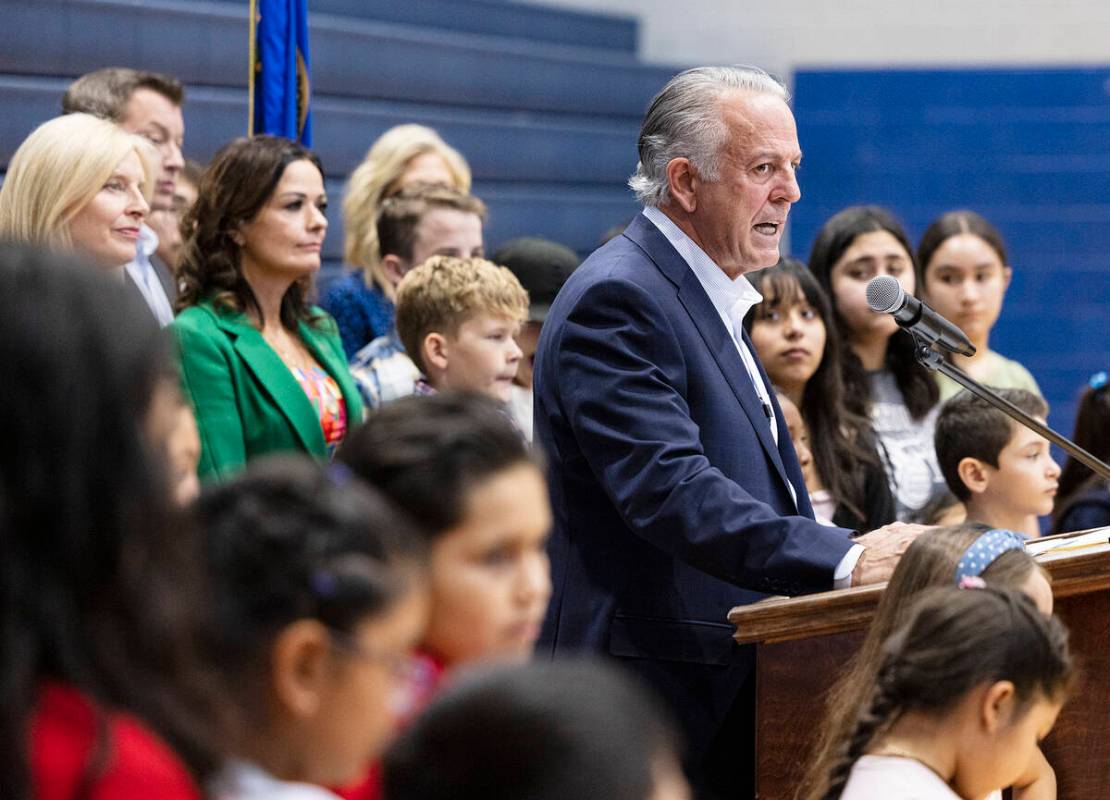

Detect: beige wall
[520, 0, 1110, 76]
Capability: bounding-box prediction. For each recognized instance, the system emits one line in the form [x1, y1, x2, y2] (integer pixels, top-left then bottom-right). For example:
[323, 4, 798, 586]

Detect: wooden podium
[728, 534, 1110, 800]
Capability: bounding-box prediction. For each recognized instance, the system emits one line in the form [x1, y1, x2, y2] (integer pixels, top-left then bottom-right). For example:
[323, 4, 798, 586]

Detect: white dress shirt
[642, 206, 862, 586]
[124, 224, 175, 327]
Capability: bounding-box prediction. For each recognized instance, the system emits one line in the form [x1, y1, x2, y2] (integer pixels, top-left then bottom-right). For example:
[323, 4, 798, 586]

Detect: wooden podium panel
[728, 535, 1110, 800]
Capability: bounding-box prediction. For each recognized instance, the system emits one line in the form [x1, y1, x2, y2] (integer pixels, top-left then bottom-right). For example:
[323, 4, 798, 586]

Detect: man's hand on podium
[851, 523, 931, 586]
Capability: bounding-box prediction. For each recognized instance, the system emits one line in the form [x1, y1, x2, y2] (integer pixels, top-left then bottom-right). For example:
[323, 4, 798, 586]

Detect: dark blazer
[173, 299, 364, 480]
[150, 252, 178, 304]
[534, 214, 855, 775]
[123, 253, 177, 324]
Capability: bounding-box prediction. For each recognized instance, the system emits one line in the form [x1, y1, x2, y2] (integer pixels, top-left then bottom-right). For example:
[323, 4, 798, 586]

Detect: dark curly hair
[197, 456, 427, 715]
[176, 135, 325, 330]
[337, 392, 537, 538]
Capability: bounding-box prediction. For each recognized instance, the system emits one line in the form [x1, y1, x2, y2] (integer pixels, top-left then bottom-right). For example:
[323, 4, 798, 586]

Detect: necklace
[263, 330, 311, 371]
[870, 745, 951, 785]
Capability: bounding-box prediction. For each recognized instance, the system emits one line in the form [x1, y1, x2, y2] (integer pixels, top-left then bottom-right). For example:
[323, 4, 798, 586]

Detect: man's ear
[422, 332, 449, 373]
[270, 619, 333, 720]
[957, 457, 992, 496]
[665, 157, 699, 214]
[382, 255, 410, 289]
[980, 680, 1016, 734]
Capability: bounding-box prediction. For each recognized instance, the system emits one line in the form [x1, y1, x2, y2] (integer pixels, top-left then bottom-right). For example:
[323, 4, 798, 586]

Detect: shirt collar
[129, 223, 159, 267]
[641, 206, 763, 329]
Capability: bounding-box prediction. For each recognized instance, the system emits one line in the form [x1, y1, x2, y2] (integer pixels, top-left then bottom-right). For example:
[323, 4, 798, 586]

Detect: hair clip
[326, 462, 353, 486]
[953, 528, 1026, 586]
[311, 570, 338, 598]
[1090, 371, 1108, 392]
[958, 575, 987, 590]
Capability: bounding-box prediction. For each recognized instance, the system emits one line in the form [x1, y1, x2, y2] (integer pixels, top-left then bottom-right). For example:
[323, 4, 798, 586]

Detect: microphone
[865, 275, 976, 357]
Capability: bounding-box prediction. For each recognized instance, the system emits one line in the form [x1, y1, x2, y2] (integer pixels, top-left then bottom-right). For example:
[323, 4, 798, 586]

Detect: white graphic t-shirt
[869, 369, 947, 522]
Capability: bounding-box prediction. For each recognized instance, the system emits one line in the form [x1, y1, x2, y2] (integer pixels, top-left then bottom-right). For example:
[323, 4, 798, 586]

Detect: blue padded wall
[790, 67, 1110, 443]
[0, 0, 675, 282]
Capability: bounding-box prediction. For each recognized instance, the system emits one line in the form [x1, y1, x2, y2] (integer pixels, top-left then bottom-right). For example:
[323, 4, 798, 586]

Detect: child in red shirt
[335, 392, 553, 799]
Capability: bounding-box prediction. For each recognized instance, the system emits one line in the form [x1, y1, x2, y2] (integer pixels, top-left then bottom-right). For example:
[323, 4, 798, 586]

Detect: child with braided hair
[822, 586, 1072, 800]
[804, 526, 1058, 800]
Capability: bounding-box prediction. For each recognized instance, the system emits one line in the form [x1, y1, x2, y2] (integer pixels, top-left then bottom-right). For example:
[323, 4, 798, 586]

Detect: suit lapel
[624, 214, 795, 497]
[216, 311, 326, 455]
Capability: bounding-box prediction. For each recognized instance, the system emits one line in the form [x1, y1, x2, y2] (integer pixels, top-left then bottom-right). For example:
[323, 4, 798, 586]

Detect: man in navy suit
[534, 66, 921, 798]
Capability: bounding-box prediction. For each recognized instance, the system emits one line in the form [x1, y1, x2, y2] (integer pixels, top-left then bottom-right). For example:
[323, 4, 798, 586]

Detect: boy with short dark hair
[935, 388, 1061, 538]
[333, 392, 552, 800]
[492, 236, 579, 440]
[394, 256, 528, 403]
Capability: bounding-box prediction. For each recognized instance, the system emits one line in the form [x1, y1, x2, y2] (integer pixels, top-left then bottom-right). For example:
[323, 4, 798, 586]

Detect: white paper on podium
[1026, 527, 1110, 561]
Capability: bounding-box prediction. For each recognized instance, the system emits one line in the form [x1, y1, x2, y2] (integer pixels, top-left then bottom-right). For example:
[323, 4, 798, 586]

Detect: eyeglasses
[327, 629, 427, 682]
[326, 629, 432, 716]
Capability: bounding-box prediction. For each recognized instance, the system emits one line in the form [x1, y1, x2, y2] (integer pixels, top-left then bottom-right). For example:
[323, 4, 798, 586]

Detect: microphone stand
[913, 336, 1110, 481]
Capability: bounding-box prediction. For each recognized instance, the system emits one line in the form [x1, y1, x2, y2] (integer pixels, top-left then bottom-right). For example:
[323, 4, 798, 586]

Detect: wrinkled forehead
[717, 91, 801, 156]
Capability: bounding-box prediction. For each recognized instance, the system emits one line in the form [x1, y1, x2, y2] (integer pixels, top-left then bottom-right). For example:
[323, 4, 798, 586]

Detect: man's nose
[162, 140, 184, 174]
[778, 167, 801, 204]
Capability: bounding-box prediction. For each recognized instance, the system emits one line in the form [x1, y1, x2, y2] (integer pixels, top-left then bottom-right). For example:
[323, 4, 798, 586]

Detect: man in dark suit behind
[533, 66, 922, 798]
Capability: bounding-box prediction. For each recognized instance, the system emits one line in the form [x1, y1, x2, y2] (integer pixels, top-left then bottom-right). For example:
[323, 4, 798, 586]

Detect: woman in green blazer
[173, 136, 364, 480]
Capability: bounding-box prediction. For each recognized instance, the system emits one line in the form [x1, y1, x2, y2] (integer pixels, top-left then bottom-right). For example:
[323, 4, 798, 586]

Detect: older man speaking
[534, 66, 921, 797]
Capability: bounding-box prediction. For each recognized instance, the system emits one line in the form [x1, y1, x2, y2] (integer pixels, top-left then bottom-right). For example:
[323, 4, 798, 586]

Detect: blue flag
[250, 0, 313, 146]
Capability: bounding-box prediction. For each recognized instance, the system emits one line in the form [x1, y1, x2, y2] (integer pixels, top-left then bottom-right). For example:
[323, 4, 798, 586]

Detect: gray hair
[628, 66, 789, 207]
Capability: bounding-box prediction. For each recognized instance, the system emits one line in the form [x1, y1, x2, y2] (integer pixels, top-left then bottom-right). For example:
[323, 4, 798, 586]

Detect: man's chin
[743, 247, 783, 273]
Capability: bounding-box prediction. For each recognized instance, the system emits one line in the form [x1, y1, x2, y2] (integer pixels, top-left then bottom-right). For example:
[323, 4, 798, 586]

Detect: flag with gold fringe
[248, 0, 313, 146]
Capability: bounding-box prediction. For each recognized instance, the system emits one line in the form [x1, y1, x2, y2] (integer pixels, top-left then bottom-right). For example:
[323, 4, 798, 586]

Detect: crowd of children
[4, 59, 1108, 800]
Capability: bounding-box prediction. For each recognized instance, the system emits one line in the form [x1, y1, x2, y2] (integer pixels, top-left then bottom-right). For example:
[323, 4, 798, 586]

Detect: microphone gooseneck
[865, 275, 976, 357]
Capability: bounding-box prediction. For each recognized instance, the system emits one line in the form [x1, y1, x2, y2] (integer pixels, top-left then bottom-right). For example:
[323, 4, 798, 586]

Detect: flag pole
[247, 0, 258, 135]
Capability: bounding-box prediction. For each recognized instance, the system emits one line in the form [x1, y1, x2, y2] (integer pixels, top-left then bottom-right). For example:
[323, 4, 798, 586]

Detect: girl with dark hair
[808, 206, 943, 522]
[173, 135, 363, 480]
[199, 456, 429, 799]
[1052, 372, 1110, 533]
[917, 210, 1040, 402]
[806, 525, 1057, 800]
[0, 244, 222, 800]
[746, 259, 895, 531]
[813, 585, 1072, 800]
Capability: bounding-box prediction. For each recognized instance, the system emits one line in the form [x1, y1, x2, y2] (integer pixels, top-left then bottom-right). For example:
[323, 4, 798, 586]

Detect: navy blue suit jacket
[534, 213, 856, 758]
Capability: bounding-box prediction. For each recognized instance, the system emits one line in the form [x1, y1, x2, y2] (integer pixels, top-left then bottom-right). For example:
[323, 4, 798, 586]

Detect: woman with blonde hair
[321, 123, 471, 358]
[0, 113, 155, 275]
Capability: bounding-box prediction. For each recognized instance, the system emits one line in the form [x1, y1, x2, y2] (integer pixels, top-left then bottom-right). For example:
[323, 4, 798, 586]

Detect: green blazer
[172, 299, 365, 481]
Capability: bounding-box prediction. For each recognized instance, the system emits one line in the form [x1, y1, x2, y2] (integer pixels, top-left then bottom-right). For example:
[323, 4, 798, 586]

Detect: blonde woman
[0, 113, 155, 276]
[320, 124, 471, 357]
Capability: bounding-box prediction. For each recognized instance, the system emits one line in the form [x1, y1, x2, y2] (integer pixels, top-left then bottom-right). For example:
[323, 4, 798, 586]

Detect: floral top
[292, 365, 348, 458]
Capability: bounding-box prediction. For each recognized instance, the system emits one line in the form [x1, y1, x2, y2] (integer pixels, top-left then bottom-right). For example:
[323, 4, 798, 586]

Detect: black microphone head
[866, 275, 904, 313]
